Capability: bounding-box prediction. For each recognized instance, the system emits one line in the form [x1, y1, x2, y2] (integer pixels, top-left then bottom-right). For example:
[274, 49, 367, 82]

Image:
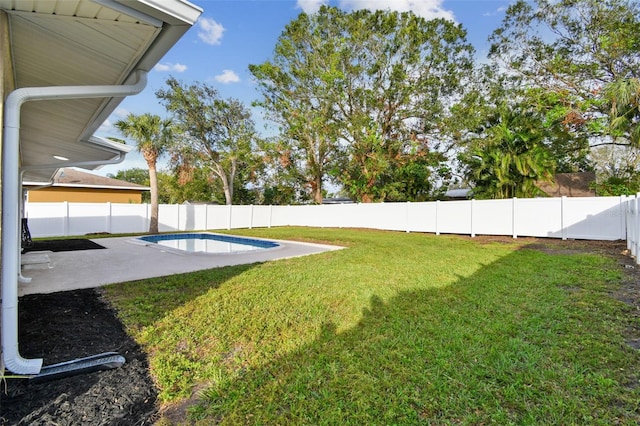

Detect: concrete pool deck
[18, 235, 343, 296]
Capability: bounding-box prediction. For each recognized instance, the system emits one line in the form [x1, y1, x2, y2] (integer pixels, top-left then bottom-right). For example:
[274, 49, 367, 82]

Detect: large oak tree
[251, 6, 474, 203]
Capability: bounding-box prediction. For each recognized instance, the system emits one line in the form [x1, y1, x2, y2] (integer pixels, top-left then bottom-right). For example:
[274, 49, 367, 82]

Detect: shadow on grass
[186, 245, 640, 425]
[2, 262, 259, 425]
[102, 262, 259, 334]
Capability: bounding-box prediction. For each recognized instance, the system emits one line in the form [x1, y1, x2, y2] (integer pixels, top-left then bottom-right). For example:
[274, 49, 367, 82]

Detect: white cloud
[296, 0, 328, 14]
[214, 69, 241, 84]
[197, 17, 225, 45]
[114, 107, 129, 118]
[483, 5, 508, 17]
[98, 119, 113, 133]
[339, 0, 455, 21]
[153, 62, 188, 73]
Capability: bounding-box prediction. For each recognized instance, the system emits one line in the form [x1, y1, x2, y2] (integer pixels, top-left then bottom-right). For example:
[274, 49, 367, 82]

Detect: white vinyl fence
[26, 195, 633, 243]
[626, 196, 640, 263]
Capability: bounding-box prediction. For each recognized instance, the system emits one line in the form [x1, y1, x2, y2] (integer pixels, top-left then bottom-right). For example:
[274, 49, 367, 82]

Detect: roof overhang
[1, 0, 202, 182]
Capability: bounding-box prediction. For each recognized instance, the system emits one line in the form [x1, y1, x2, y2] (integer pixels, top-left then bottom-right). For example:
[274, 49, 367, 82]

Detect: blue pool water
[137, 233, 279, 254]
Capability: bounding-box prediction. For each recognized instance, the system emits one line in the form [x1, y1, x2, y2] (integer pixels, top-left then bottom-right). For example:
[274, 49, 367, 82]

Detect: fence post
[435, 200, 440, 235]
[106, 202, 112, 234]
[636, 195, 640, 264]
[620, 195, 627, 238]
[406, 201, 411, 233]
[470, 199, 475, 238]
[145, 203, 150, 233]
[268, 205, 273, 228]
[560, 196, 567, 240]
[249, 204, 254, 229]
[627, 196, 634, 253]
[512, 197, 517, 239]
[63, 201, 69, 236]
[227, 204, 232, 230]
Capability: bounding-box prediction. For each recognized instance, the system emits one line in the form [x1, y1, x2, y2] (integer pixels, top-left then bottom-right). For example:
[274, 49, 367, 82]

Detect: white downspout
[2, 70, 148, 375]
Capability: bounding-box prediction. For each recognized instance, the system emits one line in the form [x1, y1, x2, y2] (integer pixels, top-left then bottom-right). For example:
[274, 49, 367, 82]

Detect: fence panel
[514, 198, 563, 238]
[25, 202, 67, 237]
[407, 202, 437, 233]
[229, 205, 253, 229]
[473, 199, 514, 237]
[437, 200, 472, 235]
[563, 197, 627, 240]
[25, 196, 632, 242]
[65, 203, 109, 235]
[251, 205, 273, 228]
[110, 203, 148, 234]
[158, 204, 180, 232]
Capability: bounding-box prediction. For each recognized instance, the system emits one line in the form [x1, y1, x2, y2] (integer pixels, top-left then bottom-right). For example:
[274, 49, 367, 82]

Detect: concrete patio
[19, 235, 342, 296]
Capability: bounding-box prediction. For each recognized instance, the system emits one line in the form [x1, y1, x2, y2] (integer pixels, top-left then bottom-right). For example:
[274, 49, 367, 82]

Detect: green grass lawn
[102, 227, 640, 425]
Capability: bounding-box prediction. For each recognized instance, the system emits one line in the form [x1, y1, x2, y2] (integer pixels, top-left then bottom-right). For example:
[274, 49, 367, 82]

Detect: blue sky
[95, 0, 513, 176]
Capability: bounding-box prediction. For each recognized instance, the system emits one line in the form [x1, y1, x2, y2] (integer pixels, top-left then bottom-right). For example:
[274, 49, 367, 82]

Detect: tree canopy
[114, 1, 639, 204]
[156, 78, 260, 205]
[251, 6, 474, 203]
[488, 0, 640, 148]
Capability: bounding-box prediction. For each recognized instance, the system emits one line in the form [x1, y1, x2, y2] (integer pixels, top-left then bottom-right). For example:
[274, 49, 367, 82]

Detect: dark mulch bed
[0, 288, 158, 425]
[24, 239, 106, 253]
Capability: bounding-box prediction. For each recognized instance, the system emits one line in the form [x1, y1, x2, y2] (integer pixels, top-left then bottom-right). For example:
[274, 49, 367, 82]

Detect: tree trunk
[312, 175, 323, 204]
[147, 162, 159, 234]
[220, 171, 232, 205]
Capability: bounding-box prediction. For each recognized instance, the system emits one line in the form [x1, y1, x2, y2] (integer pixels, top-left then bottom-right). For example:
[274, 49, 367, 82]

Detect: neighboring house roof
[537, 172, 596, 197]
[1, 0, 202, 182]
[444, 173, 596, 200]
[322, 197, 355, 204]
[24, 168, 149, 191]
[444, 188, 472, 199]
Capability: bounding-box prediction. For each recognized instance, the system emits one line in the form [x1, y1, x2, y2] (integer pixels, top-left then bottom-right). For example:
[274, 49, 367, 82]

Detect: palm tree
[115, 113, 172, 234]
[466, 109, 556, 199]
[605, 77, 640, 147]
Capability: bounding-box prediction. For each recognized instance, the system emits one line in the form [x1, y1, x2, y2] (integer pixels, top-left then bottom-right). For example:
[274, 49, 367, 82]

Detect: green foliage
[590, 145, 640, 196]
[591, 176, 640, 196]
[104, 228, 640, 424]
[156, 169, 220, 204]
[251, 6, 474, 203]
[109, 168, 149, 187]
[156, 78, 260, 205]
[489, 0, 640, 150]
[605, 78, 640, 147]
[252, 138, 314, 205]
[114, 113, 172, 233]
[458, 91, 562, 199]
[109, 168, 151, 203]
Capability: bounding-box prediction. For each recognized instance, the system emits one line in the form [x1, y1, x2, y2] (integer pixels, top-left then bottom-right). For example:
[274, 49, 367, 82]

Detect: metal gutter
[2, 70, 148, 375]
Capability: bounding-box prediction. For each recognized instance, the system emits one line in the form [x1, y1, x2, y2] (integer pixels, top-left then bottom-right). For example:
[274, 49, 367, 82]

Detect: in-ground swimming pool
[136, 233, 280, 254]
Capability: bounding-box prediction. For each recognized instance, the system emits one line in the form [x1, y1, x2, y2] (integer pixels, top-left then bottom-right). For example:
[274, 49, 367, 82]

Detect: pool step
[31, 352, 126, 383]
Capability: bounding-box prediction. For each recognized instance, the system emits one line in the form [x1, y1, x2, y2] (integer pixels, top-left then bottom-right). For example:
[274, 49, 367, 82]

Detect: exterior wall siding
[27, 187, 143, 204]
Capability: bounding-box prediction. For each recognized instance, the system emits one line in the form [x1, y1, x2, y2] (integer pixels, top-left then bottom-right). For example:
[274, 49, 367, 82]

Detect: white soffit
[0, 0, 202, 182]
